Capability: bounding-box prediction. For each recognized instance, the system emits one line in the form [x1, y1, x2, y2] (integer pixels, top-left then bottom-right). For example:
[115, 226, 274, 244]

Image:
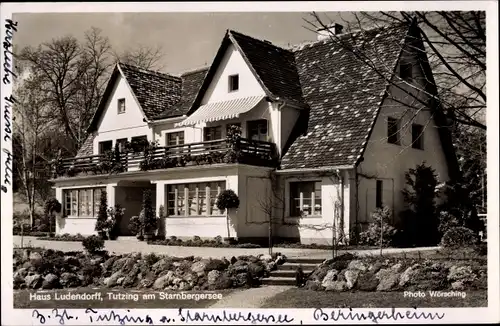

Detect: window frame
[63, 187, 106, 218]
[387, 117, 401, 145]
[166, 181, 226, 217]
[228, 74, 239, 92]
[203, 126, 223, 141]
[411, 124, 424, 150]
[288, 180, 322, 218]
[247, 119, 268, 141]
[166, 131, 185, 147]
[117, 98, 126, 114]
[98, 140, 113, 154]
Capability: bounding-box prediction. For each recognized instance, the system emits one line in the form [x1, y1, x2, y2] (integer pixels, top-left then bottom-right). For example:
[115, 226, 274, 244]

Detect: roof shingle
[118, 63, 182, 119]
[280, 25, 409, 169]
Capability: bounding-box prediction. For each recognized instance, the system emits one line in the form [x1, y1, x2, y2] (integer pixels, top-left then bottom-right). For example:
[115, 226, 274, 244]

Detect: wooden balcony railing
[52, 138, 278, 178]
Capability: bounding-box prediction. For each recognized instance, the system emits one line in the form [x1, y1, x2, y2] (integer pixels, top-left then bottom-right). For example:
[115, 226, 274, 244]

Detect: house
[50, 21, 458, 244]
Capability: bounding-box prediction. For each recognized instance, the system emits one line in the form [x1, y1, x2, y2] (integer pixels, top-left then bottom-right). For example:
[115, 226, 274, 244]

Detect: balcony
[51, 138, 278, 178]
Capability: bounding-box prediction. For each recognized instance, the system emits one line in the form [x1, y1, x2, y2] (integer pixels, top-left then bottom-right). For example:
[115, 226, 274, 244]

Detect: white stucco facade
[51, 30, 453, 246]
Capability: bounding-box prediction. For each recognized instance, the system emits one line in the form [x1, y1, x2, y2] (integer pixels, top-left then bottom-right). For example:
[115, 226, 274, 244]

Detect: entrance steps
[261, 257, 324, 286]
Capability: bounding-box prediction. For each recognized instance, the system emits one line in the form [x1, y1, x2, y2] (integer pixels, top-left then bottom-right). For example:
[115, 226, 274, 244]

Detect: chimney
[317, 23, 344, 41]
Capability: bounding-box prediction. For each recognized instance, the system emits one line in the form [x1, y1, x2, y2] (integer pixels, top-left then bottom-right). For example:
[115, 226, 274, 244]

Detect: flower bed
[36, 234, 86, 242]
[149, 237, 261, 248]
[13, 248, 286, 291]
[303, 249, 487, 292]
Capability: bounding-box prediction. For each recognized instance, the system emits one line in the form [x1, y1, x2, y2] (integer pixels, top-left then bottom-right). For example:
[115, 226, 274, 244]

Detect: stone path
[13, 236, 439, 259]
[208, 285, 293, 308]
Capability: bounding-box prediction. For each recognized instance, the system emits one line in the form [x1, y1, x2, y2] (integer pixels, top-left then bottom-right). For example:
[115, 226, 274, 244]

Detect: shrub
[438, 210, 461, 235]
[441, 226, 479, 248]
[129, 215, 142, 236]
[216, 189, 240, 211]
[82, 235, 105, 253]
[94, 191, 110, 235]
[44, 198, 62, 216]
[401, 163, 440, 246]
[358, 207, 397, 247]
[142, 190, 157, 235]
[107, 204, 125, 239]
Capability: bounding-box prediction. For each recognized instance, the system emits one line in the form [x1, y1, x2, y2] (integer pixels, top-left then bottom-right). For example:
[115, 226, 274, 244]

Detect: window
[167, 181, 226, 216]
[376, 180, 383, 208]
[411, 124, 424, 149]
[400, 63, 412, 81]
[63, 187, 105, 217]
[228, 74, 239, 92]
[98, 141, 113, 154]
[166, 131, 185, 147]
[204, 126, 222, 141]
[130, 135, 148, 152]
[247, 119, 268, 141]
[116, 138, 128, 152]
[118, 98, 126, 114]
[387, 117, 400, 145]
[290, 181, 321, 217]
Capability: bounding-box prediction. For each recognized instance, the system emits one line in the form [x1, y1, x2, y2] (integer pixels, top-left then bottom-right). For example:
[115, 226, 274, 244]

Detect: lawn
[263, 288, 488, 308]
[14, 288, 238, 309]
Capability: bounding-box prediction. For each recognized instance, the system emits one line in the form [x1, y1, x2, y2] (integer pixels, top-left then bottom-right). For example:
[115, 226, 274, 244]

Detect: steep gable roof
[187, 30, 307, 115]
[154, 67, 208, 119]
[280, 24, 410, 169]
[87, 63, 182, 132]
[228, 30, 306, 107]
[118, 63, 182, 119]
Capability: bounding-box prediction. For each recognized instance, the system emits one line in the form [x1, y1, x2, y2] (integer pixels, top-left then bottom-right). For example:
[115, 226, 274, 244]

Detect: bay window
[290, 181, 322, 217]
[167, 181, 226, 216]
[63, 187, 105, 217]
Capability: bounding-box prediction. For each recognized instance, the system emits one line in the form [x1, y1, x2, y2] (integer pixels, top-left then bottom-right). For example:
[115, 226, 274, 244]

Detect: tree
[17, 27, 167, 156]
[306, 11, 486, 130]
[307, 11, 487, 226]
[12, 67, 52, 226]
[401, 163, 440, 246]
[18, 28, 114, 154]
[113, 44, 165, 71]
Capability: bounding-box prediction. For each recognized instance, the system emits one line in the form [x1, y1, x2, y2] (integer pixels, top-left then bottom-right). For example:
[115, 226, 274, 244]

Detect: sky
[13, 12, 345, 75]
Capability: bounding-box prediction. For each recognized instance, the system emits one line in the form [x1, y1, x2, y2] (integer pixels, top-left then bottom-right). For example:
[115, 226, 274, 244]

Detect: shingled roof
[154, 67, 208, 119]
[118, 63, 182, 119]
[228, 30, 306, 107]
[280, 24, 410, 169]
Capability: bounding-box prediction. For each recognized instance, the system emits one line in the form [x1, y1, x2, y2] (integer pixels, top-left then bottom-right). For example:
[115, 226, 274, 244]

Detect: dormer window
[228, 74, 239, 92]
[118, 98, 126, 114]
[400, 63, 412, 81]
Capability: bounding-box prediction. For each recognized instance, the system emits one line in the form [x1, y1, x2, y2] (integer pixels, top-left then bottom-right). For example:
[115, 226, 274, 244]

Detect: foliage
[107, 204, 125, 239]
[82, 235, 105, 253]
[438, 210, 461, 235]
[37, 233, 86, 241]
[44, 198, 62, 216]
[441, 226, 479, 248]
[400, 163, 440, 246]
[94, 190, 111, 233]
[128, 215, 143, 236]
[142, 189, 157, 234]
[139, 140, 159, 171]
[224, 125, 243, 163]
[307, 11, 485, 131]
[216, 189, 240, 210]
[358, 207, 397, 247]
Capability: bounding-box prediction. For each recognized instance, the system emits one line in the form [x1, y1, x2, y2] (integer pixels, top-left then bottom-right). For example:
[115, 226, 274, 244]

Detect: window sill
[285, 215, 322, 219]
[167, 215, 225, 218]
[63, 216, 97, 219]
